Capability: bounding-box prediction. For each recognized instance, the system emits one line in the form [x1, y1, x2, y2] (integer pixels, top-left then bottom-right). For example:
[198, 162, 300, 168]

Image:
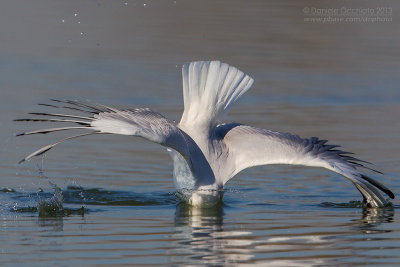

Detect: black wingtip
[361, 174, 395, 199]
[385, 188, 395, 199]
[384, 189, 395, 199]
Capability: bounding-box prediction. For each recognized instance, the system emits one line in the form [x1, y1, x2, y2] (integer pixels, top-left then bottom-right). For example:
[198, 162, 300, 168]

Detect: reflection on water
[37, 216, 64, 232]
[174, 203, 257, 265]
[1, 186, 399, 266]
[356, 206, 395, 233]
[1, 0, 399, 265]
[171, 202, 396, 266]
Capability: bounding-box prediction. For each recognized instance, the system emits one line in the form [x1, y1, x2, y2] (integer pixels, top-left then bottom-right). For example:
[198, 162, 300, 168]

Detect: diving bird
[15, 61, 394, 207]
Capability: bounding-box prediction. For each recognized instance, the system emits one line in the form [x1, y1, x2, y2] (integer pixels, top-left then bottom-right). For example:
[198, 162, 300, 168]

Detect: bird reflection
[173, 203, 254, 265]
[172, 202, 395, 266]
[354, 206, 395, 234]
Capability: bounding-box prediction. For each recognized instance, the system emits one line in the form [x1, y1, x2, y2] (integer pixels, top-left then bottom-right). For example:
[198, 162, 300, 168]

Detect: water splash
[320, 200, 393, 209]
[37, 182, 64, 217]
[320, 200, 365, 208]
[1, 187, 15, 193]
[64, 186, 176, 206]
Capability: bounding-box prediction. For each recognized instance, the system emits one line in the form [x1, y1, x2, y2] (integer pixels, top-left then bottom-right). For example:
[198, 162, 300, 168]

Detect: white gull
[16, 61, 394, 207]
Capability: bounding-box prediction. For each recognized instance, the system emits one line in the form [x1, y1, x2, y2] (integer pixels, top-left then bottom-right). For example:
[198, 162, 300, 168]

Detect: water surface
[1, 0, 400, 266]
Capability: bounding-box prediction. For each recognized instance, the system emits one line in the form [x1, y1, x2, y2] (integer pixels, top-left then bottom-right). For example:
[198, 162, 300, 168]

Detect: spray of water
[37, 181, 64, 217]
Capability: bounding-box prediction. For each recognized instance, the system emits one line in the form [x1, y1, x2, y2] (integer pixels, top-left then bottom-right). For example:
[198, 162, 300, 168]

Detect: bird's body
[16, 61, 394, 207]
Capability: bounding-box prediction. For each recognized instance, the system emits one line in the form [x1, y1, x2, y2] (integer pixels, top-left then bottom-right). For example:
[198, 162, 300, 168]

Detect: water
[1, 0, 400, 266]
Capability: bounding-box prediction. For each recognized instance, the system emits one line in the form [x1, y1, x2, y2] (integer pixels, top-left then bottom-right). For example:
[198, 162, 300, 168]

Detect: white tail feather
[179, 61, 254, 132]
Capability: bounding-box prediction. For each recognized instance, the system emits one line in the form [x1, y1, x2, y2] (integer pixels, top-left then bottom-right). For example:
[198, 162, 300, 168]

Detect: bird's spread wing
[16, 100, 193, 167]
[16, 100, 217, 188]
[216, 123, 394, 207]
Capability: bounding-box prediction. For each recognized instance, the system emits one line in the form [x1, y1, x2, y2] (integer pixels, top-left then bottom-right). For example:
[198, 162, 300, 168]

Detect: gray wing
[15, 100, 192, 166]
[216, 123, 394, 207]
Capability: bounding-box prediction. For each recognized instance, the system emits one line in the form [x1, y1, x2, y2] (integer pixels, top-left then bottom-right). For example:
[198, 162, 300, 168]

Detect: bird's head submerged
[176, 188, 224, 207]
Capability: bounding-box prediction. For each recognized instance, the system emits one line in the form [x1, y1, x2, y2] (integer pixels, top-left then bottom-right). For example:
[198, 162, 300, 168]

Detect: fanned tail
[179, 61, 254, 132]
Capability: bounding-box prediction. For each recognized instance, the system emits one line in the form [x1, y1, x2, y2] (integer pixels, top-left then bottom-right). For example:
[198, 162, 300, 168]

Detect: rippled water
[1, 0, 400, 266]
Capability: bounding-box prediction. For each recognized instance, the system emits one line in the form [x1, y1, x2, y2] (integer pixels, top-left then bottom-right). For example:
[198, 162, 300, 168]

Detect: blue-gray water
[1, 1, 400, 266]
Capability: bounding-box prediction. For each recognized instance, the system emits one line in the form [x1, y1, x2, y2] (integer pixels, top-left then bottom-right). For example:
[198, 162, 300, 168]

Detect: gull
[15, 60, 394, 207]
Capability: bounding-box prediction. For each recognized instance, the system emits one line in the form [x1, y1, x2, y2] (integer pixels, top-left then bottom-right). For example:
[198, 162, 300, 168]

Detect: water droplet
[77, 21, 81, 24]
[124, 2, 128, 6]
[80, 32, 84, 36]
[74, 13, 78, 17]
[61, 19, 65, 23]
[68, 39, 72, 44]
[143, 3, 147, 7]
